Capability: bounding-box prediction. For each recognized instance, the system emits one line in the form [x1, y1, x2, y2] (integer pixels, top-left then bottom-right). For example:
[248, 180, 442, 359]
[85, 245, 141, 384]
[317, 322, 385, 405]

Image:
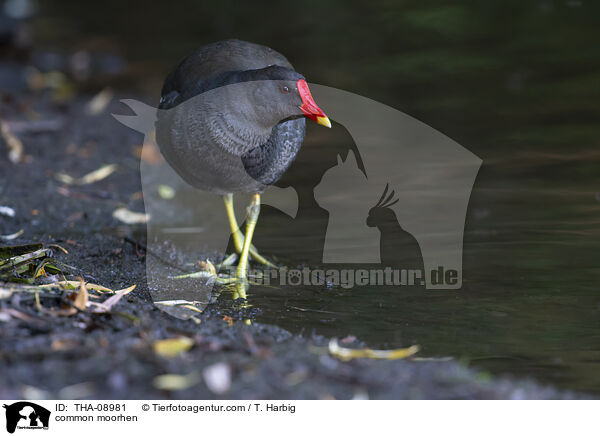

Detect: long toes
[170, 270, 215, 279]
[248, 246, 277, 268]
[217, 253, 238, 268]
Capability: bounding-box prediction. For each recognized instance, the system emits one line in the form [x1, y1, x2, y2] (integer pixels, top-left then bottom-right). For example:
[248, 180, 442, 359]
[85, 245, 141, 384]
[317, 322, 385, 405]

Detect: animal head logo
[3, 402, 50, 434]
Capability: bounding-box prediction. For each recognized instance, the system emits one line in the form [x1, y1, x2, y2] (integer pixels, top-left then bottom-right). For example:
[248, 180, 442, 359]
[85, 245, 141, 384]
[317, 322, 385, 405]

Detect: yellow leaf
[39, 281, 113, 293]
[112, 207, 150, 224]
[153, 372, 200, 391]
[157, 184, 175, 199]
[153, 336, 194, 358]
[328, 339, 419, 361]
[56, 164, 117, 185]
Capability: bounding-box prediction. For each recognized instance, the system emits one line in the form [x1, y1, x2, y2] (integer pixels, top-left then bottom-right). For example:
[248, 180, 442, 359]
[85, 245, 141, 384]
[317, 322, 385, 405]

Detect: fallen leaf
[112, 207, 150, 224]
[0, 247, 50, 275]
[222, 315, 233, 327]
[73, 279, 88, 311]
[39, 281, 113, 293]
[153, 372, 201, 391]
[86, 87, 113, 115]
[0, 308, 38, 323]
[56, 163, 117, 185]
[154, 299, 201, 306]
[47, 243, 69, 254]
[51, 338, 79, 351]
[134, 139, 162, 165]
[0, 206, 15, 217]
[328, 339, 420, 361]
[0, 229, 24, 241]
[203, 362, 231, 395]
[0, 118, 24, 163]
[157, 184, 175, 199]
[153, 336, 194, 358]
[91, 284, 136, 313]
[53, 278, 89, 316]
[154, 300, 205, 314]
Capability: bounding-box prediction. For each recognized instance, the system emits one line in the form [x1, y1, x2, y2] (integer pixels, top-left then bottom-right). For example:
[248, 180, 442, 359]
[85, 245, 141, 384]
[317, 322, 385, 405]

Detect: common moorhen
[155, 39, 330, 297]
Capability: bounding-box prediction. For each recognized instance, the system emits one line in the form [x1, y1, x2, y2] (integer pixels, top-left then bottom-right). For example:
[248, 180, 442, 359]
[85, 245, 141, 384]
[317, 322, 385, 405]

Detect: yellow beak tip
[317, 116, 332, 128]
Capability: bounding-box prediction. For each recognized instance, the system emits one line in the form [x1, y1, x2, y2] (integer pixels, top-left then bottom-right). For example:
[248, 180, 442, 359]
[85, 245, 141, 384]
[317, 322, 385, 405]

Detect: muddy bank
[0, 62, 589, 400]
[0, 292, 585, 400]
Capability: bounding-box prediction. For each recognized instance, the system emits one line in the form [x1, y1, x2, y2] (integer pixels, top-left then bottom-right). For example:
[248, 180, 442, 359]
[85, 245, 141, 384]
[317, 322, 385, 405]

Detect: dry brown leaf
[47, 243, 69, 254]
[0, 118, 24, 163]
[73, 279, 88, 311]
[0, 308, 38, 323]
[51, 338, 79, 351]
[91, 284, 136, 313]
[133, 138, 163, 165]
[53, 278, 89, 316]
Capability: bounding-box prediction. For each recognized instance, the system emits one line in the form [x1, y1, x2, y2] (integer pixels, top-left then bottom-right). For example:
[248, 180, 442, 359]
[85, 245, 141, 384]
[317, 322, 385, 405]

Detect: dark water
[35, 1, 600, 393]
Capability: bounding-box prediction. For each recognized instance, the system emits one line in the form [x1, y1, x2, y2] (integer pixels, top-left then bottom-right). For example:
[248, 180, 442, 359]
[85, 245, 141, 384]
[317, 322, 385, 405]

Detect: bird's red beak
[297, 79, 331, 128]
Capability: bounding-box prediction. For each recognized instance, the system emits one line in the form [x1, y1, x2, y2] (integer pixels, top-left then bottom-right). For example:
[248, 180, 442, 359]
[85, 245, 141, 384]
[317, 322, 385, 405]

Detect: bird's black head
[233, 65, 331, 129]
[366, 184, 399, 228]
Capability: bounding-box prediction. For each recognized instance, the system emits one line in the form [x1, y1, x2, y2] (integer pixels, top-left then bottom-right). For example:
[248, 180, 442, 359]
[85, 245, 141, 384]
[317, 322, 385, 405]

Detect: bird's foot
[170, 253, 265, 300]
[231, 228, 277, 268]
[248, 244, 278, 268]
[169, 254, 236, 281]
[224, 193, 277, 268]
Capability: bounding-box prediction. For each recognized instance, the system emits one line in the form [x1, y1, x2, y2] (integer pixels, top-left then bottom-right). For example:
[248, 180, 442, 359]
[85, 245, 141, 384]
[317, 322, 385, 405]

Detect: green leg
[223, 194, 276, 268]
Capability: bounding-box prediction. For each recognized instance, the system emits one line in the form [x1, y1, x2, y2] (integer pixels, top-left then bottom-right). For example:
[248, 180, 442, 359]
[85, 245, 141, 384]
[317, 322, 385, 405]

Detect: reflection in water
[39, 0, 600, 394]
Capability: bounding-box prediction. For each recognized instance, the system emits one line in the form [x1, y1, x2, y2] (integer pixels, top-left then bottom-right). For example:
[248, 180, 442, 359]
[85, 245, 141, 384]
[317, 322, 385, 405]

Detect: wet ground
[0, 59, 591, 399]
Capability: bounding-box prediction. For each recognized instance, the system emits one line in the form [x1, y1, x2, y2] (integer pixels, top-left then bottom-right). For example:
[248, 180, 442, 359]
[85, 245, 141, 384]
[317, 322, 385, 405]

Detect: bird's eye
[281, 85, 290, 94]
